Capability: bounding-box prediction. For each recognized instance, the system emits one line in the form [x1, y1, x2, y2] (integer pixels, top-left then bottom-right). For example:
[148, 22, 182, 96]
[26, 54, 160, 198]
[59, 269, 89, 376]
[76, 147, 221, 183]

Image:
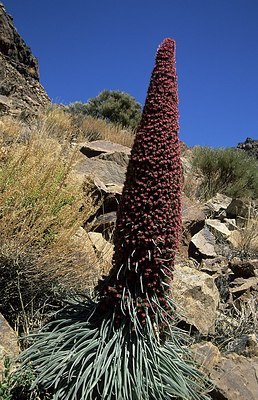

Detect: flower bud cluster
[97, 38, 182, 328]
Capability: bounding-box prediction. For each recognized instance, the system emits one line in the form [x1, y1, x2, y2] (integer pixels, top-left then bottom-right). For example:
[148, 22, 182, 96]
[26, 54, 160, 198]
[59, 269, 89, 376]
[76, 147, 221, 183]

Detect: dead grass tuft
[228, 204, 258, 255]
[211, 298, 257, 353]
[0, 115, 25, 142]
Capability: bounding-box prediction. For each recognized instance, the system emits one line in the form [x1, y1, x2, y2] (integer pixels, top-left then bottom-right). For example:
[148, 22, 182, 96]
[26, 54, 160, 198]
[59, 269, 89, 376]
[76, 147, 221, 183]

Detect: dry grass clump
[211, 297, 257, 353]
[40, 106, 74, 142]
[0, 108, 132, 334]
[0, 128, 101, 334]
[240, 216, 258, 253]
[0, 115, 27, 144]
[41, 105, 134, 147]
[77, 115, 134, 147]
[0, 106, 135, 147]
[229, 209, 258, 255]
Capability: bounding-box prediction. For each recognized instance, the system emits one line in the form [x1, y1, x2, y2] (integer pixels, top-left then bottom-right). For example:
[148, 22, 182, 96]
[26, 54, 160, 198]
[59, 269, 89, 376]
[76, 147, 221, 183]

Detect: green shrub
[191, 146, 258, 200]
[67, 90, 142, 130]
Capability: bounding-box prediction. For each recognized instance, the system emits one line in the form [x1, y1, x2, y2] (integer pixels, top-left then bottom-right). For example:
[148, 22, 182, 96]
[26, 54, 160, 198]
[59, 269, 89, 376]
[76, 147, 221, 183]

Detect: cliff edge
[0, 3, 50, 118]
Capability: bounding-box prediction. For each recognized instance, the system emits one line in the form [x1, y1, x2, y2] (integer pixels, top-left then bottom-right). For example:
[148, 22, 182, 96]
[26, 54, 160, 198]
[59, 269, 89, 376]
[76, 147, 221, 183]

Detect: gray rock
[229, 258, 258, 278]
[0, 313, 19, 378]
[223, 218, 238, 231]
[229, 276, 258, 295]
[88, 232, 114, 265]
[74, 157, 126, 188]
[206, 219, 232, 240]
[182, 194, 205, 244]
[226, 199, 250, 219]
[0, 4, 38, 79]
[190, 227, 217, 259]
[173, 265, 220, 335]
[91, 211, 117, 233]
[203, 193, 232, 218]
[200, 257, 229, 275]
[80, 140, 131, 159]
[98, 151, 129, 167]
[237, 137, 258, 160]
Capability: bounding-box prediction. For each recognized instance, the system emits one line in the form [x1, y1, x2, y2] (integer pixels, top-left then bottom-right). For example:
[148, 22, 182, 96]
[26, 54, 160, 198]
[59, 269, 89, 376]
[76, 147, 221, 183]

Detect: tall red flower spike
[98, 38, 182, 327]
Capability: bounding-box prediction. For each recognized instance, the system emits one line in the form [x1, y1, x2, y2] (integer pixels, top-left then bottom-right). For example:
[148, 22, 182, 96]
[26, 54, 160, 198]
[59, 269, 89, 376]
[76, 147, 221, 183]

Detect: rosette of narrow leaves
[20, 298, 211, 400]
[18, 39, 211, 400]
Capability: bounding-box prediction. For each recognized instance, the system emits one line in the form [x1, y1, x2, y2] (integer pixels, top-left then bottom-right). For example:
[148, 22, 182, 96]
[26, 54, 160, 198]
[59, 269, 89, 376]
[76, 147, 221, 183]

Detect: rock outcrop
[237, 137, 258, 160]
[0, 3, 50, 118]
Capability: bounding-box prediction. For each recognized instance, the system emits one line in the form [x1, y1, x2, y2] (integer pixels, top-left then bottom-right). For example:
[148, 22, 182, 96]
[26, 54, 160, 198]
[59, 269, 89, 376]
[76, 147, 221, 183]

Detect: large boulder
[205, 219, 232, 240]
[79, 140, 131, 164]
[172, 265, 220, 335]
[0, 313, 19, 378]
[0, 4, 50, 118]
[210, 353, 258, 400]
[74, 156, 126, 188]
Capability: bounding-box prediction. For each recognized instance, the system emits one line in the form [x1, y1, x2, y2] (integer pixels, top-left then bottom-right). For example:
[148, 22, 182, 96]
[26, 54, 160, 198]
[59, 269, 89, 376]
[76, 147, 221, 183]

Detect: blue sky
[5, 0, 258, 147]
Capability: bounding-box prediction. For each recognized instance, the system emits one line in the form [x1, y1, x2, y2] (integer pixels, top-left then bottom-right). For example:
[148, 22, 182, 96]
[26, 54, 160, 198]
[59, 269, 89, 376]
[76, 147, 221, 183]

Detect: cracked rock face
[0, 4, 50, 118]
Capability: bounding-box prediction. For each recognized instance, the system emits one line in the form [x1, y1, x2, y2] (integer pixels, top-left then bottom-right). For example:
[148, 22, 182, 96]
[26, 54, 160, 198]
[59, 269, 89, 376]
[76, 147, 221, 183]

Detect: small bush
[67, 90, 142, 130]
[191, 146, 258, 200]
[0, 357, 47, 400]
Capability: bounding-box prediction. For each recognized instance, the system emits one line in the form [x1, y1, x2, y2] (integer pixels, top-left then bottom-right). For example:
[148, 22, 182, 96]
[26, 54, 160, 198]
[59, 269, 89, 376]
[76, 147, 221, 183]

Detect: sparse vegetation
[191, 146, 258, 200]
[0, 357, 45, 400]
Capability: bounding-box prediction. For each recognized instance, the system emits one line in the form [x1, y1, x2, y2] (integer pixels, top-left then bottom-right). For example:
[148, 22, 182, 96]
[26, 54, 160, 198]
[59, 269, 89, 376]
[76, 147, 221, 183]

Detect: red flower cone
[98, 38, 183, 328]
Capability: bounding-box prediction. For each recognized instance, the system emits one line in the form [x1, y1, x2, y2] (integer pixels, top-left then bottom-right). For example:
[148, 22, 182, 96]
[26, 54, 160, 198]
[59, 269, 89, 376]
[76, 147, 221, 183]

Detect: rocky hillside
[0, 3, 50, 118]
[0, 6, 257, 400]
